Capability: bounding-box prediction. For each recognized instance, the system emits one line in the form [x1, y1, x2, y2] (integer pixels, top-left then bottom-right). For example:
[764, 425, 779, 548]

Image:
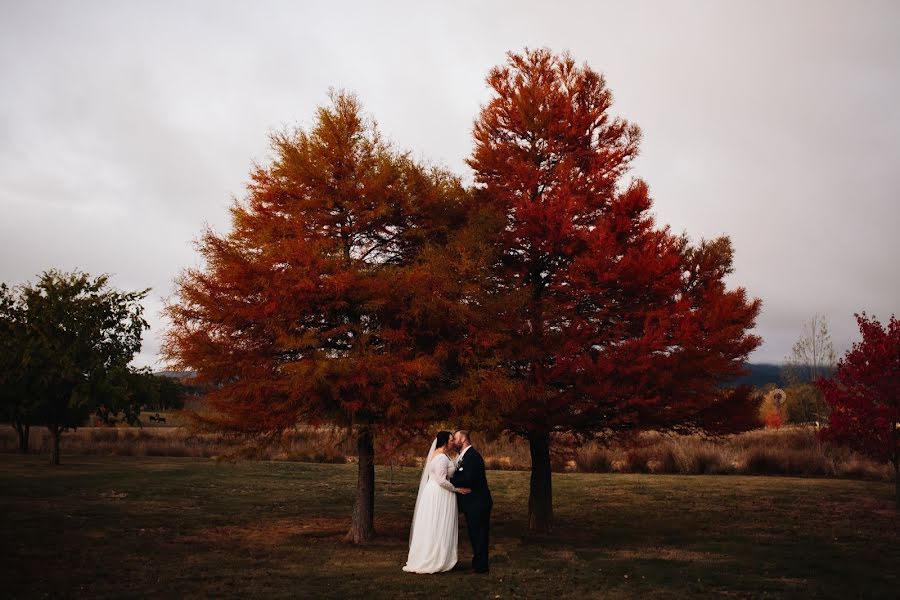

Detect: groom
[450, 429, 492, 574]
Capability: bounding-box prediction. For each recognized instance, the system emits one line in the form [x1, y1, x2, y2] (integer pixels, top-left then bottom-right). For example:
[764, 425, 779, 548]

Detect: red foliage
[463, 48, 762, 438]
[817, 313, 899, 468]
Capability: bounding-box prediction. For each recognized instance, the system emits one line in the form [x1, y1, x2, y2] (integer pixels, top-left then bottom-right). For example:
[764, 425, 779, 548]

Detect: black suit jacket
[450, 447, 492, 513]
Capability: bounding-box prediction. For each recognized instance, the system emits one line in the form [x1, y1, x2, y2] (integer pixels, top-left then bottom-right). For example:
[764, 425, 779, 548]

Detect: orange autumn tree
[164, 92, 470, 543]
[462, 49, 762, 532]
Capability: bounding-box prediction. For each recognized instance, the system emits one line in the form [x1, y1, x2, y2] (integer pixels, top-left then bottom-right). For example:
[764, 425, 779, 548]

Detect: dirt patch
[607, 546, 730, 562]
[372, 516, 412, 539]
[491, 539, 522, 559]
[766, 577, 808, 587]
[138, 461, 190, 472]
[323, 553, 399, 569]
[547, 549, 578, 561]
[82, 530, 107, 539]
[177, 516, 348, 547]
[97, 490, 129, 500]
[824, 495, 897, 519]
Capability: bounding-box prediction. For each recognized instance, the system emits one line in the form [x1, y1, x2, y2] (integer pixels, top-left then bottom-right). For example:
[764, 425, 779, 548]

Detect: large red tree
[462, 48, 762, 532]
[164, 92, 470, 543]
[817, 313, 899, 507]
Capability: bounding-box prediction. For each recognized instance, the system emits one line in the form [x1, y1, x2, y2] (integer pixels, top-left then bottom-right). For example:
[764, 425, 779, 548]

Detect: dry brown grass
[1, 421, 893, 481]
[0, 423, 353, 463]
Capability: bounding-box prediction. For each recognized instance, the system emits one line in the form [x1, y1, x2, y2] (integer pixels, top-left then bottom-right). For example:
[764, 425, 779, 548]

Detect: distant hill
[729, 363, 834, 387]
[153, 370, 197, 381]
[729, 363, 786, 387]
[728, 363, 833, 388]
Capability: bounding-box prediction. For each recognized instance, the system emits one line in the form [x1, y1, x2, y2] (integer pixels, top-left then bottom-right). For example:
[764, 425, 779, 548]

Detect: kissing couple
[402, 429, 493, 574]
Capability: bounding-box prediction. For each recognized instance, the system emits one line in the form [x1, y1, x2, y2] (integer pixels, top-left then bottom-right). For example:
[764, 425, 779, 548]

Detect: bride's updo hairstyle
[435, 430, 452, 449]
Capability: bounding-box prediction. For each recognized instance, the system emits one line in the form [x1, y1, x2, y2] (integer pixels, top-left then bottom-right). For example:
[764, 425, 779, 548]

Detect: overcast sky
[1, 0, 898, 369]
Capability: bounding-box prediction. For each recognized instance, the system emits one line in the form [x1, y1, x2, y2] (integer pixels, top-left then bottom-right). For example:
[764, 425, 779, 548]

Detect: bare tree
[782, 313, 836, 423]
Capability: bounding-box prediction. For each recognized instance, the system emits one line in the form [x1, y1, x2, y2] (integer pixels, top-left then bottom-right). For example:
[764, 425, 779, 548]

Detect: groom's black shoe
[468, 569, 489, 575]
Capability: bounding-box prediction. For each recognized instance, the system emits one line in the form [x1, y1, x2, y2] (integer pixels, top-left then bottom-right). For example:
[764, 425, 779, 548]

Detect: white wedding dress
[402, 446, 459, 574]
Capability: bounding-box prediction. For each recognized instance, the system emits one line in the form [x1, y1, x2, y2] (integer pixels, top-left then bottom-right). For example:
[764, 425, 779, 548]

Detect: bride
[402, 430, 471, 573]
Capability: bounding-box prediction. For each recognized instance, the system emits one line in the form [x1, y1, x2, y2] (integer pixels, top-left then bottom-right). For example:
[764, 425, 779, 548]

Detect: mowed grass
[1, 455, 896, 599]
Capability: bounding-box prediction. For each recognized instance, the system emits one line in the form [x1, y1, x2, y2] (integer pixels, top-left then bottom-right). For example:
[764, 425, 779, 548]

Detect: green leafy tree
[10, 270, 150, 464]
[0, 284, 34, 452]
[152, 374, 188, 411]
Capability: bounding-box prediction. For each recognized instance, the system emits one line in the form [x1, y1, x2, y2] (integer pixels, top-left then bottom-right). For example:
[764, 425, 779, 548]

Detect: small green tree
[9, 270, 150, 464]
[0, 284, 34, 452]
[117, 370, 188, 414]
[152, 374, 188, 411]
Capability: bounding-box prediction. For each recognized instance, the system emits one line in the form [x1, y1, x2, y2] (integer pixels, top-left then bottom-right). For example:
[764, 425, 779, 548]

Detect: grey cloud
[1, 0, 898, 369]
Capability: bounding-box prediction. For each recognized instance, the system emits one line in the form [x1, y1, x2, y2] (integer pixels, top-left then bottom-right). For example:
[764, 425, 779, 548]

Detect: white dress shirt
[456, 444, 472, 467]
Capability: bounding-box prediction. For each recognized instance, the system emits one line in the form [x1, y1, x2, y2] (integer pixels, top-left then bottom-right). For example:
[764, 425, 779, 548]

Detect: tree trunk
[528, 430, 553, 533]
[894, 459, 898, 510]
[893, 423, 898, 510]
[14, 423, 29, 454]
[345, 426, 375, 544]
[50, 426, 61, 465]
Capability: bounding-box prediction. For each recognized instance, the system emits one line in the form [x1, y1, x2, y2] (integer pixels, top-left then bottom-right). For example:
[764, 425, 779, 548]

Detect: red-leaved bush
[817, 312, 899, 506]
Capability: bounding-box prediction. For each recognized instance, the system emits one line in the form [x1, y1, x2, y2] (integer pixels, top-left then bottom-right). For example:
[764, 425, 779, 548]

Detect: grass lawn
[1, 454, 896, 599]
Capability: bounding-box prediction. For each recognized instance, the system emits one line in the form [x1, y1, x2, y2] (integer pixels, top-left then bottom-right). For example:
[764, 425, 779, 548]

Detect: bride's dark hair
[435, 430, 452, 448]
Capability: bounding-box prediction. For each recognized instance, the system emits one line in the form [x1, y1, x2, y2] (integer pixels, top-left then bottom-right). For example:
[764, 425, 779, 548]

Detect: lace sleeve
[430, 455, 457, 492]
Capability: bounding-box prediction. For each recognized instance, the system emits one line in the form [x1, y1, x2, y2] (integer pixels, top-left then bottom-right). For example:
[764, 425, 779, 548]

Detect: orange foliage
[163, 92, 471, 437]
[764, 412, 785, 429]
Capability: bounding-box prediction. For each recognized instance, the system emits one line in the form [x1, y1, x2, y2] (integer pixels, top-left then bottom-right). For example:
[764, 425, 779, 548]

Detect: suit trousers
[463, 503, 491, 573]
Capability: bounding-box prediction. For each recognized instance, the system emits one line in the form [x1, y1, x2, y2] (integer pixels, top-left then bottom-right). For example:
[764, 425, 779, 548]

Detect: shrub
[693, 448, 726, 474]
[485, 456, 516, 470]
[626, 448, 652, 473]
[574, 445, 613, 473]
[656, 447, 679, 474]
[745, 449, 786, 475]
[783, 383, 829, 424]
[759, 389, 788, 428]
[90, 429, 119, 443]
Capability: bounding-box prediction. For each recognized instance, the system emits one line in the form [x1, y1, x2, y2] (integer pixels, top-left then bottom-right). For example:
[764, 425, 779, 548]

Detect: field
[1, 454, 897, 599]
